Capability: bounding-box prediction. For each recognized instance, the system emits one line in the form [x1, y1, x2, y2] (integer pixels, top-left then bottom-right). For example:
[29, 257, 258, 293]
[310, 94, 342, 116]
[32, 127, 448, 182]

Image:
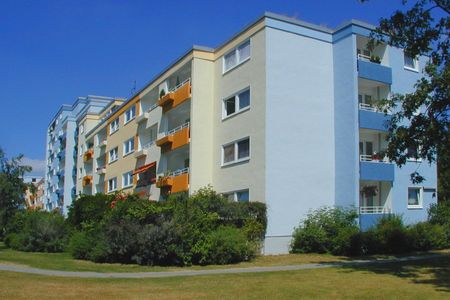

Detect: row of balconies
[80, 80, 192, 196]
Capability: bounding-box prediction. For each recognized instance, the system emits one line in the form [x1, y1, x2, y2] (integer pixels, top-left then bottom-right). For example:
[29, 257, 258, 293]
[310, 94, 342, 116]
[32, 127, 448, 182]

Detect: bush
[428, 201, 450, 226]
[5, 210, 67, 252]
[371, 215, 409, 254]
[407, 222, 447, 251]
[64, 187, 267, 266]
[192, 226, 255, 265]
[290, 206, 359, 255]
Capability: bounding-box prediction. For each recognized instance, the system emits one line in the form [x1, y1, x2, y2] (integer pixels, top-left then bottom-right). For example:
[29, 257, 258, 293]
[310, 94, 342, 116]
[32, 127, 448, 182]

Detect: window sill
[123, 151, 135, 158]
[407, 205, 423, 210]
[109, 158, 118, 164]
[221, 157, 250, 168]
[109, 129, 119, 136]
[124, 117, 135, 126]
[222, 106, 250, 121]
[222, 57, 250, 76]
[122, 185, 133, 190]
[404, 66, 419, 73]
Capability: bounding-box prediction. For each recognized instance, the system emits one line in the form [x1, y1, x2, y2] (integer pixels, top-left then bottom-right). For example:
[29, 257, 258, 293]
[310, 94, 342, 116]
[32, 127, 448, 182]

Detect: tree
[363, 0, 449, 192]
[0, 147, 32, 237]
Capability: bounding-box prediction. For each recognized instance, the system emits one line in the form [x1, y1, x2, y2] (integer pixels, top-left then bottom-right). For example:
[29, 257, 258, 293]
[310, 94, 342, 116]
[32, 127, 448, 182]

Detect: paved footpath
[0, 253, 448, 279]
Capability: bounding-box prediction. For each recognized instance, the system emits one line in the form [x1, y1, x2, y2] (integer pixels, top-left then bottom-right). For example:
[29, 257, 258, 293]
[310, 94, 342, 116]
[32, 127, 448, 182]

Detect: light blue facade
[261, 14, 437, 254]
[44, 96, 118, 215]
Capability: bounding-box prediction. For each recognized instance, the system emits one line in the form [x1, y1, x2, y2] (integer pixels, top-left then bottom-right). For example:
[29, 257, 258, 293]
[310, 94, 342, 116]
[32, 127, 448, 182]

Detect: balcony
[82, 175, 93, 187]
[359, 103, 391, 131]
[83, 148, 94, 162]
[359, 180, 393, 230]
[357, 57, 392, 85]
[156, 122, 190, 152]
[96, 166, 106, 175]
[157, 79, 191, 112]
[156, 168, 189, 194]
[57, 151, 65, 160]
[360, 156, 394, 181]
[134, 141, 155, 158]
[56, 169, 65, 178]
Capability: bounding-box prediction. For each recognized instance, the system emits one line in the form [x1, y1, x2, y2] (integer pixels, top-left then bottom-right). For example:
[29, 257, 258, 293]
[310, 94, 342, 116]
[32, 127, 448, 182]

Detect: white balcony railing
[159, 167, 190, 179]
[165, 122, 190, 137]
[360, 206, 392, 214]
[359, 154, 390, 163]
[142, 141, 155, 149]
[357, 53, 372, 61]
[169, 78, 190, 93]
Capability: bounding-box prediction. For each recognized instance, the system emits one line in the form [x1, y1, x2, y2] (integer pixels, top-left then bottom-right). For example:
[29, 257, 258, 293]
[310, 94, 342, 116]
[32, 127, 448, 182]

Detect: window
[222, 137, 250, 166]
[109, 118, 119, 134]
[223, 40, 251, 73]
[109, 147, 118, 163]
[123, 138, 135, 156]
[108, 177, 117, 192]
[223, 88, 250, 118]
[124, 105, 136, 124]
[408, 187, 422, 208]
[79, 145, 84, 157]
[79, 124, 84, 134]
[404, 53, 418, 71]
[122, 171, 133, 188]
[78, 168, 82, 179]
[223, 189, 250, 202]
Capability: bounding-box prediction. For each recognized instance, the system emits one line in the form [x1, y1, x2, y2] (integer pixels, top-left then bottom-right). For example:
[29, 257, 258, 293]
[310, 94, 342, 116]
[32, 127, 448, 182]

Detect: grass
[0, 242, 346, 273]
[1, 242, 448, 273]
[0, 257, 449, 299]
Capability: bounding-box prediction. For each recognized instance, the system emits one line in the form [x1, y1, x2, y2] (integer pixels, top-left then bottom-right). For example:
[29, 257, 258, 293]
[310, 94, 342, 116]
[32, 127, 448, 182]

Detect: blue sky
[0, 0, 408, 175]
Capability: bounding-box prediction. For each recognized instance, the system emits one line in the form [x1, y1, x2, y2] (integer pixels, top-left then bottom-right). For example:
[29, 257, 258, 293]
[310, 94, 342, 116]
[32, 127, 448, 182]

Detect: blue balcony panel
[360, 161, 394, 181]
[359, 110, 391, 131]
[360, 213, 391, 231]
[358, 60, 392, 85]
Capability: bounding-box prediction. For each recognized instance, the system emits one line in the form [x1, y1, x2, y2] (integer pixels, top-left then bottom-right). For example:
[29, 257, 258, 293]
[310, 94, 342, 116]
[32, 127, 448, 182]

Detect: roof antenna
[130, 80, 136, 96]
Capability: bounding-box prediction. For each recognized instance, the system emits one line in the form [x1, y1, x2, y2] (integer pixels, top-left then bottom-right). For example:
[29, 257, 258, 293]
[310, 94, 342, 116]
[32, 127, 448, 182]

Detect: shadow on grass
[338, 256, 450, 292]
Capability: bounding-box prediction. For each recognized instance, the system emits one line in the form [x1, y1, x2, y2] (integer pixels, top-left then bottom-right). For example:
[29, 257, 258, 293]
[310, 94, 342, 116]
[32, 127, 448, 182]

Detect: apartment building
[45, 96, 124, 215]
[53, 13, 437, 254]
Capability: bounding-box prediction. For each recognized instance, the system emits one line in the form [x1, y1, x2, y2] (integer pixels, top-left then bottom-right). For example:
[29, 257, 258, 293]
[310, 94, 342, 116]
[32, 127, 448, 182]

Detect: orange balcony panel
[156, 173, 189, 194]
[156, 127, 190, 152]
[82, 175, 93, 187]
[157, 82, 191, 112]
[171, 173, 189, 193]
[172, 127, 190, 150]
[83, 148, 94, 162]
[156, 135, 174, 147]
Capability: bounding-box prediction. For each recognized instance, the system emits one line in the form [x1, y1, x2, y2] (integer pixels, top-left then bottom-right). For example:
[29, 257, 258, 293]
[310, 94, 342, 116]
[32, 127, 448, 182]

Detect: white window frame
[109, 147, 118, 164]
[109, 118, 119, 135]
[108, 177, 117, 192]
[222, 87, 251, 119]
[223, 189, 250, 202]
[124, 105, 136, 124]
[222, 39, 251, 74]
[79, 124, 84, 134]
[407, 187, 423, 209]
[122, 171, 133, 189]
[123, 137, 135, 157]
[79, 145, 84, 157]
[403, 52, 419, 72]
[221, 137, 250, 167]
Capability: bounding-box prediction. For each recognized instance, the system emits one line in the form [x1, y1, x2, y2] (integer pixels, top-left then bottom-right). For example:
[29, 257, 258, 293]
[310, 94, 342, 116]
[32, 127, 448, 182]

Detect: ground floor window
[408, 187, 422, 209]
[223, 189, 249, 202]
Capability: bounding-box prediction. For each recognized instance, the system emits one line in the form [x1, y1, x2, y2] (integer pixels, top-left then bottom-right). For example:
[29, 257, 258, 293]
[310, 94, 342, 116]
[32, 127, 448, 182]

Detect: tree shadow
[338, 256, 450, 292]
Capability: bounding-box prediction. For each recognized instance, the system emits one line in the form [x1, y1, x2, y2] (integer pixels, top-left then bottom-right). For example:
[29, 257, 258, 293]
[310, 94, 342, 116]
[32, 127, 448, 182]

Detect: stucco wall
[265, 26, 335, 244]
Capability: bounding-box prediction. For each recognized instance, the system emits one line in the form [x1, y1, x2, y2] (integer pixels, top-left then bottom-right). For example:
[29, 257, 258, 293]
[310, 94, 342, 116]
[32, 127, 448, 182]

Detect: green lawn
[0, 257, 449, 299]
[1, 242, 449, 274]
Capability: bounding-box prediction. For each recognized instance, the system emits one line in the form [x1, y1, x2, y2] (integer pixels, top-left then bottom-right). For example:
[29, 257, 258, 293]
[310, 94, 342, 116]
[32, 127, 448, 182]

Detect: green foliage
[290, 206, 359, 255]
[0, 147, 32, 237]
[370, 215, 410, 254]
[65, 187, 267, 266]
[407, 222, 447, 251]
[67, 193, 114, 230]
[428, 201, 450, 225]
[192, 226, 255, 265]
[364, 0, 449, 184]
[4, 210, 67, 252]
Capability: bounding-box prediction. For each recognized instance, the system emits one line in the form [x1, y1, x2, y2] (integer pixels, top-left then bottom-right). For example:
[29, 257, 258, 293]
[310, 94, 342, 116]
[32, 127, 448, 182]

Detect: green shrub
[428, 201, 450, 226]
[290, 206, 359, 255]
[5, 210, 67, 252]
[192, 226, 255, 265]
[372, 215, 409, 254]
[67, 193, 114, 229]
[407, 222, 447, 251]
